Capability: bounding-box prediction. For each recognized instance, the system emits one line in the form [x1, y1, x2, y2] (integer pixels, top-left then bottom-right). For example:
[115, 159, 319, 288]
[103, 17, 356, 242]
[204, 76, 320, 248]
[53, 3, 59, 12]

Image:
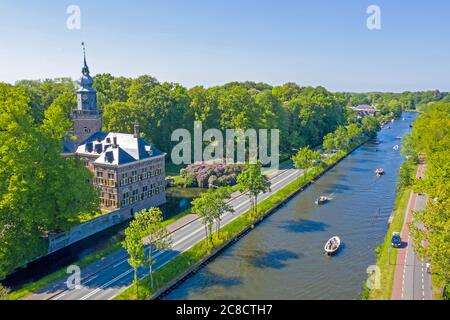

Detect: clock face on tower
[82, 94, 89, 102]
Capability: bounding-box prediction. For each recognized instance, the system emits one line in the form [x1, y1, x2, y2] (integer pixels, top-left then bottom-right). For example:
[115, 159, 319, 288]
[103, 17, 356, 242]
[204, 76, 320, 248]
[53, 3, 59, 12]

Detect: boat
[375, 168, 385, 176]
[315, 196, 330, 205]
[393, 145, 399, 151]
[395, 136, 402, 140]
[324, 236, 341, 255]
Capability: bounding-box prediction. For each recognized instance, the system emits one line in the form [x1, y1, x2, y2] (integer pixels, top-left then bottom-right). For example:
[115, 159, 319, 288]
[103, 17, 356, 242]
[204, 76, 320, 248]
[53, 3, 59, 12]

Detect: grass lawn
[366, 186, 412, 300]
[78, 209, 112, 223]
[366, 161, 419, 300]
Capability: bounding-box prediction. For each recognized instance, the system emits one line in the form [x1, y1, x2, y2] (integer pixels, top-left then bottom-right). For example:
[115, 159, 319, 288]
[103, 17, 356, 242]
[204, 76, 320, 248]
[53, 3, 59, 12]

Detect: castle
[63, 46, 167, 216]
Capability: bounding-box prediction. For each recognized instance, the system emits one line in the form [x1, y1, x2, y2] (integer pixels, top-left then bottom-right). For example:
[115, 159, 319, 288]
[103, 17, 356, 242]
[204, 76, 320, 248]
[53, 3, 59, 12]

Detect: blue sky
[0, 0, 449, 92]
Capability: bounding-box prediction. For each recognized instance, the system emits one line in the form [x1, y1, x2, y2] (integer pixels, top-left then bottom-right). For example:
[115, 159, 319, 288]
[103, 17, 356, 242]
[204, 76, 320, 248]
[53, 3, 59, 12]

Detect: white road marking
[52, 292, 66, 300]
[76, 169, 303, 300]
[84, 275, 98, 284]
[113, 260, 127, 268]
[80, 269, 133, 300]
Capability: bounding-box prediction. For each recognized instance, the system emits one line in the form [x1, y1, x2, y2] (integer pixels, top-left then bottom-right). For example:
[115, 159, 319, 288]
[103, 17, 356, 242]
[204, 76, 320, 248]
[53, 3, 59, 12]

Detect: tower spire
[81, 42, 90, 76]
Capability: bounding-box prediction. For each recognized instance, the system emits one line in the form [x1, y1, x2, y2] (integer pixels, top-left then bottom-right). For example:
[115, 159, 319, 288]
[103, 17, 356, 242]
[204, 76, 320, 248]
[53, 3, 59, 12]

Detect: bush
[178, 163, 245, 188]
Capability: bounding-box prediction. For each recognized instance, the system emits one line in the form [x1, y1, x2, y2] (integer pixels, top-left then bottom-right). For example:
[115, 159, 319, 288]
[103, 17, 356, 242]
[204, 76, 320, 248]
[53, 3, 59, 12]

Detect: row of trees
[14, 77, 448, 160]
[344, 90, 449, 113]
[322, 116, 380, 153]
[0, 84, 99, 280]
[402, 102, 450, 296]
[123, 162, 271, 297]
[191, 162, 270, 250]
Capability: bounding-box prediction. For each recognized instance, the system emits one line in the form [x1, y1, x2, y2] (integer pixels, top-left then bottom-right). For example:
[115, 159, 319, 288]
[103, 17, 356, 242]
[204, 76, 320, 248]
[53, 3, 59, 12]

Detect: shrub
[178, 163, 245, 188]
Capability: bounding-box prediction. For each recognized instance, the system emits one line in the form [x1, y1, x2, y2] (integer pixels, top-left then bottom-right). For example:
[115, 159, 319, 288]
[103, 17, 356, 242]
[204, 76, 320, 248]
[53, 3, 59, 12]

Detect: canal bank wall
[151, 140, 369, 300]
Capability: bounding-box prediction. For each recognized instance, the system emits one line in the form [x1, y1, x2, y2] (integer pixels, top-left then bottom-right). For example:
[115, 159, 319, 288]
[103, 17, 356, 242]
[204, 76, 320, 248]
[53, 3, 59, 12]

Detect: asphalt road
[31, 168, 303, 300]
[392, 164, 433, 300]
[401, 193, 432, 300]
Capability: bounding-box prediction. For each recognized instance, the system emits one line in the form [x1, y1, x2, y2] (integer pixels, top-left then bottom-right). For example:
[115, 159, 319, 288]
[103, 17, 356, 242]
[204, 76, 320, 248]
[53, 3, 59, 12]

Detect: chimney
[112, 135, 118, 148]
[134, 123, 140, 138]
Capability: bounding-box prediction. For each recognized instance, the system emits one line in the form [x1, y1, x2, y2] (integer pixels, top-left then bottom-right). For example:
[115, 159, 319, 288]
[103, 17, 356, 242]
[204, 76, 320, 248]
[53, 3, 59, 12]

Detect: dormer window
[84, 127, 91, 133]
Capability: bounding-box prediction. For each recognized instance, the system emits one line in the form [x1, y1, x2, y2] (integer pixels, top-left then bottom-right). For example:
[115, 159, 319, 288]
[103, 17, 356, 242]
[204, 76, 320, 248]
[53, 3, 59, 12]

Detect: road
[392, 164, 432, 300]
[28, 167, 304, 300]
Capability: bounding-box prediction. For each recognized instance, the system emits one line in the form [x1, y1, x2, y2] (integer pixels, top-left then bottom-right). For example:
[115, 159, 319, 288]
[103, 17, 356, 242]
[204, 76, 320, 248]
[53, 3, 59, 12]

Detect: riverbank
[364, 161, 419, 300]
[115, 141, 367, 300]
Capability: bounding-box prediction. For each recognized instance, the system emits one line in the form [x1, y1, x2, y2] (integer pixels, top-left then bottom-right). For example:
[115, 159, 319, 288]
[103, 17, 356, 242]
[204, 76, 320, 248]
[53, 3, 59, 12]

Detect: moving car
[391, 232, 402, 248]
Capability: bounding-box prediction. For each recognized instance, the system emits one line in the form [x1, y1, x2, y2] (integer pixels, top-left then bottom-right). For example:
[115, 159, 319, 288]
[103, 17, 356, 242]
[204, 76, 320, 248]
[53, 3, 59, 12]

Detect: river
[163, 113, 417, 300]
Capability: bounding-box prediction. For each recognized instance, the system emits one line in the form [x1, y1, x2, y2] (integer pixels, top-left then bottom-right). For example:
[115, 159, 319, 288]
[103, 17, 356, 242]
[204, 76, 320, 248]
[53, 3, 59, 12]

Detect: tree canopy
[0, 83, 99, 279]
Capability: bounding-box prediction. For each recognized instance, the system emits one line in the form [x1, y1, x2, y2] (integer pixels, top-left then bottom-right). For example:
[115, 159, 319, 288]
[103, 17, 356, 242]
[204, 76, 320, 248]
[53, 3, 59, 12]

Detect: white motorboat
[315, 196, 330, 205]
[324, 236, 341, 255]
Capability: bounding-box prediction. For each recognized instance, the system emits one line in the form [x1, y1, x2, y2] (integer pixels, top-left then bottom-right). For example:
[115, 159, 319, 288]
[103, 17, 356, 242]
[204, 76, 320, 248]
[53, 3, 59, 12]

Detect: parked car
[391, 232, 402, 248]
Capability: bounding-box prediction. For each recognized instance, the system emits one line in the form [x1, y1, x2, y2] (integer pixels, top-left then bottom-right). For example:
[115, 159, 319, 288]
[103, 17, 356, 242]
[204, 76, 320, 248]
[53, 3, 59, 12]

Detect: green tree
[217, 85, 259, 130]
[406, 102, 450, 292]
[0, 84, 99, 279]
[397, 160, 414, 191]
[361, 116, 380, 139]
[41, 102, 73, 140]
[210, 187, 234, 239]
[103, 101, 138, 133]
[237, 162, 271, 219]
[94, 73, 114, 108]
[191, 190, 216, 248]
[291, 147, 322, 184]
[110, 76, 132, 102]
[322, 133, 335, 153]
[122, 219, 146, 298]
[135, 208, 172, 290]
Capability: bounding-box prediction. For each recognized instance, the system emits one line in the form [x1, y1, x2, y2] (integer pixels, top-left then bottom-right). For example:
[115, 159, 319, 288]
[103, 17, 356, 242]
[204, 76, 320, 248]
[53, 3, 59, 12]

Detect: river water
[164, 113, 417, 300]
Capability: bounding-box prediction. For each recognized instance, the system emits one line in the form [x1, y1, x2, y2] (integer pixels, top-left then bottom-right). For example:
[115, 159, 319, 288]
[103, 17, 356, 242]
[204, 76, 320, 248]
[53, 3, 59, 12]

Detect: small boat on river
[315, 196, 330, 205]
[393, 145, 399, 151]
[375, 168, 385, 176]
[324, 236, 341, 255]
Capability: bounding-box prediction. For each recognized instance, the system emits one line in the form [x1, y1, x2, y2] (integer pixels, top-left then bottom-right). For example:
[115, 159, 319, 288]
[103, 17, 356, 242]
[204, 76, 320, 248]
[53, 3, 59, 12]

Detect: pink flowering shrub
[179, 163, 244, 188]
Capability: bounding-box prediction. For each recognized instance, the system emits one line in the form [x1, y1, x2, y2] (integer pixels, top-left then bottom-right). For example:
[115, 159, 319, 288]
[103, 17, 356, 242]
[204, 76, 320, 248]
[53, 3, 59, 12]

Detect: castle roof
[75, 132, 165, 166]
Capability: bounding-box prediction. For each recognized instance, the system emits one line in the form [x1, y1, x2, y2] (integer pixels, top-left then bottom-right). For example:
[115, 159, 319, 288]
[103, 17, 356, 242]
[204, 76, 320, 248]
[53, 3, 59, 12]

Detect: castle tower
[72, 42, 102, 143]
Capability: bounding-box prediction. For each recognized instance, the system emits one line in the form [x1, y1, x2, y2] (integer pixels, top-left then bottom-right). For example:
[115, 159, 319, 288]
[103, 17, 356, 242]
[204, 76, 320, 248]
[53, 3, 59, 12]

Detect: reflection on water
[162, 187, 207, 219]
[164, 113, 417, 300]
